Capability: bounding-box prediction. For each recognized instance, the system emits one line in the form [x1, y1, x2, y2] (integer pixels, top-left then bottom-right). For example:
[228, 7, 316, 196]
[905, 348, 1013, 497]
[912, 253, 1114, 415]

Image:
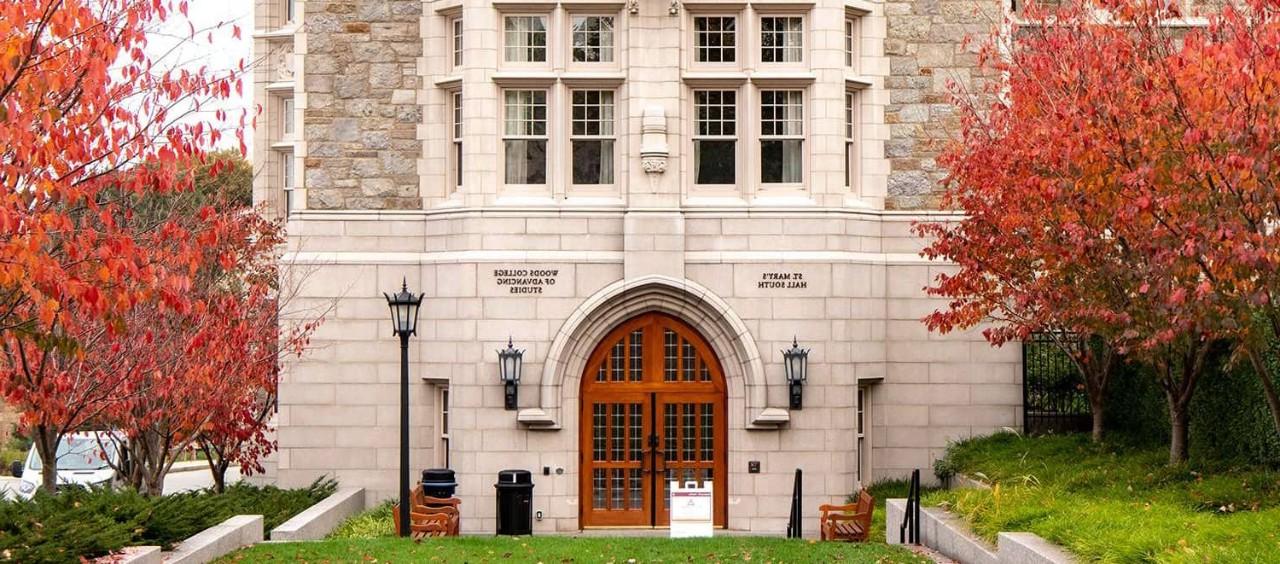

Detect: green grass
[929, 432, 1280, 563]
[221, 535, 930, 563]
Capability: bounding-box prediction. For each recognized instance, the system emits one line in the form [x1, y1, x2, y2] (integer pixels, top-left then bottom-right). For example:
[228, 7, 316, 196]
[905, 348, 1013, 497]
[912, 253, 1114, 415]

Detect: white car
[7, 432, 122, 500]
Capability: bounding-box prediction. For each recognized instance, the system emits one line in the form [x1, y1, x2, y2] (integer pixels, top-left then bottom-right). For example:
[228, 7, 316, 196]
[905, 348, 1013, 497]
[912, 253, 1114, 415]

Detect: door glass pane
[701, 403, 714, 461]
[593, 468, 606, 509]
[664, 403, 677, 460]
[612, 339, 624, 381]
[683, 403, 696, 461]
[612, 403, 624, 461]
[682, 340, 696, 381]
[628, 330, 642, 381]
[663, 330, 677, 381]
[630, 468, 643, 509]
[593, 404, 606, 461]
[612, 468, 624, 509]
[629, 403, 642, 461]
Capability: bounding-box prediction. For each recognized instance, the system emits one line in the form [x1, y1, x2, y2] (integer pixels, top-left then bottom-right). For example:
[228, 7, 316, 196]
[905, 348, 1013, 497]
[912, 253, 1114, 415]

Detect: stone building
[251, 0, 1020, 534]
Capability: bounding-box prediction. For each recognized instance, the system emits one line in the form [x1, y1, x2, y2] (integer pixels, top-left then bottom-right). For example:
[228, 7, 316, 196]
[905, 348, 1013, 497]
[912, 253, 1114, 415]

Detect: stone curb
[270, 487, 365, 541]
[164, 514, 263, 564]
[886, 499, 1076, 564]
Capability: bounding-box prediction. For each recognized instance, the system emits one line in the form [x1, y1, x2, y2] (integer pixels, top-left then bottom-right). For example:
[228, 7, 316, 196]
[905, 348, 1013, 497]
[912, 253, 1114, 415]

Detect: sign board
[669, 481, 713, 538]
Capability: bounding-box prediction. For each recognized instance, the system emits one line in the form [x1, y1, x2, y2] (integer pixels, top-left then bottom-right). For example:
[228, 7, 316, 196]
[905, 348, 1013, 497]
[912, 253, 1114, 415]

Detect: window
[572, 16, 615, 63]
[760, 90, 803, 183]
[571, 90, 615, 184]
[452, 91, 463, 189]
[694, 16, 736, 63]
[693, 90, 737, 185]
[504, 16, 548, 63]
[451, 18, 463, 68]
[281, 97, 294, 138]
[503, 90, 548, 184]
[284, 0, 295, 24]
[845, 91, 855, 187]
[439, 387, 451, 468]
[856, 387, 866, 482]
[280, 150, 295, 213]
[760, 16, 803, 63]
[844, 19, 855, 67]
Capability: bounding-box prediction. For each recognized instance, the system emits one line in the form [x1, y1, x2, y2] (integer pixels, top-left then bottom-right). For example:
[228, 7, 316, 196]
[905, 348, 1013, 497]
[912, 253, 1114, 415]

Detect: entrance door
[579, 313, 727, 528]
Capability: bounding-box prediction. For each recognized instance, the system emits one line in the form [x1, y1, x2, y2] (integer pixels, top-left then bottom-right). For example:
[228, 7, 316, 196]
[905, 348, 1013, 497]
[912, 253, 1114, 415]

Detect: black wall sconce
[782, 337, 809, 410]
[498, 337, 524, 410]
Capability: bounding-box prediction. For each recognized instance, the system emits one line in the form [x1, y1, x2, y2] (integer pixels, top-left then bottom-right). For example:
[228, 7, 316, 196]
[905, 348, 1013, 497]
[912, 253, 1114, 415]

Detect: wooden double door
[579, 313, 728, 528]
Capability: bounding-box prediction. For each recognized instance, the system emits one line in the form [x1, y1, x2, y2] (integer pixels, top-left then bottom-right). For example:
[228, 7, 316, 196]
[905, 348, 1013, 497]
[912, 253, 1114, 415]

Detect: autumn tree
[0, 0, 243, 492]
[918, 0, 1263, 462]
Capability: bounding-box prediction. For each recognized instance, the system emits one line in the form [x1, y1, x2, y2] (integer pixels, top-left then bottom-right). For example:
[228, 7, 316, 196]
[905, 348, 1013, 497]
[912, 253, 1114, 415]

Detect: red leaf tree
[0, 0, 247, 492]
[917, 0, 1275, 462]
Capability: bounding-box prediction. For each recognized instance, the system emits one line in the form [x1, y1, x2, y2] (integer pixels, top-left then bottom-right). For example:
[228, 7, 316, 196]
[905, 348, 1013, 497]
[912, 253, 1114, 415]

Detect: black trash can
[494, 469, 534, 535]
[421, 468, 457, 499]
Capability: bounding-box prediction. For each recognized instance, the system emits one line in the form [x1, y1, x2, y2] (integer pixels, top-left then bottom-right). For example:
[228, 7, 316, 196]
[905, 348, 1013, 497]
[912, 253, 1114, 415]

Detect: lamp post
[384, 279, 423, 538]
[782, 337, 809, 410]
[497, 337, 524, 410]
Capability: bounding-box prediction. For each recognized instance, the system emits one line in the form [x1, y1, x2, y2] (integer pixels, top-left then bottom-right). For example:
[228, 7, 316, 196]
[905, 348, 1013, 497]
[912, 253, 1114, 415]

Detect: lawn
[929, 432, 1280, 563]
[220, 535, 930, 563]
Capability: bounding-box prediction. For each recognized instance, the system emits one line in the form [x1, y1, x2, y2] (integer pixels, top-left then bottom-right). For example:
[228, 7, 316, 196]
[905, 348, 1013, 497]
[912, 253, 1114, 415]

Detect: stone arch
[517, 275, 787, 429]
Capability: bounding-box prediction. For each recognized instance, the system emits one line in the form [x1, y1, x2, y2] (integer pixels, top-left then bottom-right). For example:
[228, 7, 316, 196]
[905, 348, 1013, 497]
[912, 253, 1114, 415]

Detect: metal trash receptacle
[421, 468, 457, 499]
[495, 469, 534, 535]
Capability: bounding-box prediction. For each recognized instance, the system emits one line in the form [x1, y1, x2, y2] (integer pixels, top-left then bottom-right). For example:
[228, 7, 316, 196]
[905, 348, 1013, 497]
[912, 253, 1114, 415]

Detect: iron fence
[1022, 333, 1092, 435]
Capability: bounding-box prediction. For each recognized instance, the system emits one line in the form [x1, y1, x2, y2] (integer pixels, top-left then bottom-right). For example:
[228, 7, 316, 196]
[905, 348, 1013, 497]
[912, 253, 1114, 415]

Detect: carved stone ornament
[639, 105, 669, 175]
[274, 45, 295, 81]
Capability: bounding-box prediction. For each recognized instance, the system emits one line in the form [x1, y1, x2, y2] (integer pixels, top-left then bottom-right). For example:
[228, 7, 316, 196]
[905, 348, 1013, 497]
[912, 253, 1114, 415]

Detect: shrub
[328, 501, 395, 539]
[0, 477, 334, 563]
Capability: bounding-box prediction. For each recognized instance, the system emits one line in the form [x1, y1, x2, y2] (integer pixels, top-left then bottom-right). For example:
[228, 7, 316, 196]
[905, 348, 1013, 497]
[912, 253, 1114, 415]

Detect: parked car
[8, 432, 121, 500]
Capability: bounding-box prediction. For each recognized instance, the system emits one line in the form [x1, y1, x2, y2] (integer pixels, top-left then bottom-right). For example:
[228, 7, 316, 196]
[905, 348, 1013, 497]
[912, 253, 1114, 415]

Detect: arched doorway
[579, 312, 728, 528]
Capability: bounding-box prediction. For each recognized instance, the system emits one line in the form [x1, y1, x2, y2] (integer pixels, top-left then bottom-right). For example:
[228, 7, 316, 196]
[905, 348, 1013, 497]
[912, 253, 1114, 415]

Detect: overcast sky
[147, 1, 256, 154]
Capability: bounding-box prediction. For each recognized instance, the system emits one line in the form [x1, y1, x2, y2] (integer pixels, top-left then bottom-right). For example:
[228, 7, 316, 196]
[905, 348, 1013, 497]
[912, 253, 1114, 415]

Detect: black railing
[785, 468, 802, 538]
[1023, 332, 1091, 435]
[898, 469, 921, 544]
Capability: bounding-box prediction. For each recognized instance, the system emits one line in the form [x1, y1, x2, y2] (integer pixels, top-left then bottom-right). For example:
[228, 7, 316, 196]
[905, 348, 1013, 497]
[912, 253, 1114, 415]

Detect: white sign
[669, 481, 713, 538]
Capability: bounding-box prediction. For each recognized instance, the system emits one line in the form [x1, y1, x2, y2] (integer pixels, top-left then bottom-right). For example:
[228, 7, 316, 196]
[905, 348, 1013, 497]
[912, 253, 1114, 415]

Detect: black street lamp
[384, 279, 423, 538]
[782, 337, 809, 410]
[497, 337, 524, 410]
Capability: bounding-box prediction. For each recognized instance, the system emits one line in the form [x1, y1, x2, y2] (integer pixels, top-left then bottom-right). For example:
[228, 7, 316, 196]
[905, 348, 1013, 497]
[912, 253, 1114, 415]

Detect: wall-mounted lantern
[782, 337, 809, 410]
[498, 337, 524, 410]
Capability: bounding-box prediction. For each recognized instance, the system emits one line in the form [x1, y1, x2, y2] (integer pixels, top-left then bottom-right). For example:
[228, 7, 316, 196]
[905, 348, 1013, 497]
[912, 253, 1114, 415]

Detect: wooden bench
[819, 489, 874, 542]
[392, 489, 462, 538]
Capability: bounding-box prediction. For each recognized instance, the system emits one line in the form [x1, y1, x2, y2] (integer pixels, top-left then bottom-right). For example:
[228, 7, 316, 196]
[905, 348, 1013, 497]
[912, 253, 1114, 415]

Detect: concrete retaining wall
[164, 514, 263, 564]
[886, 499, 1074, 564]
[270, 487, 365, 541]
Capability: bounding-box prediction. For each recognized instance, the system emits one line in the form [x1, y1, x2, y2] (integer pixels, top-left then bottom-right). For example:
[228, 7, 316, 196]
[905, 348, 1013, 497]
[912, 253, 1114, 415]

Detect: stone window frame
[757, 89, 805, 185]
[501, 88, 551, 188]
[451, 16, 464, 70]
[450, 89, 463, 192]
[682, 4, 745, 72]
[689, 87, 742, 193]
[758, 15, 804, 64]
[568, 88, 619, 190]
[502, 14, 552, 66]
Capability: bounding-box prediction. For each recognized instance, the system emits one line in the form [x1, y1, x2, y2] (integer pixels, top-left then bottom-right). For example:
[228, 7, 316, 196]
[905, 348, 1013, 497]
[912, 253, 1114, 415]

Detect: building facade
[252, 0, 1020, 534]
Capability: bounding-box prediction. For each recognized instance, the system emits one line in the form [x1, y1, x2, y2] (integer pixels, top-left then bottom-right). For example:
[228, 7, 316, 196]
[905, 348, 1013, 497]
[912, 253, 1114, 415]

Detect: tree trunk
[33, 426, 59, 495]
[1090, 403, 1105, 443]
[1245, 347, 1280, 439]
[1168, 400, 1189, 464]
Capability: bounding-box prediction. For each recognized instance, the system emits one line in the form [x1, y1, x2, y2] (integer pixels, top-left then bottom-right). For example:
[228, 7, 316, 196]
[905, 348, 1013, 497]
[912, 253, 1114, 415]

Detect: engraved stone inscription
[493, 267, 560, 294]
[758, 271, 808, 290]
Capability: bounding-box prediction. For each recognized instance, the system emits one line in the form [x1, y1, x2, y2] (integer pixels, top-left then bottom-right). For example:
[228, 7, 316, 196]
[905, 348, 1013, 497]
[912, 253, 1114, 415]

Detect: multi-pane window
[845, 19, 855, 67]
[760, 16, 803, 62]
[572, 16, 615, 62]
[504, 16, 547, 63]
[693, 90, 737, 185]
[451, 18, 463, 68]
[284, 0, 295, 24]
[503, 90, 548, 184]
[694, 17, 736, 63]
[280, 150, 295, 213]
[856, 387, 866, 481]
[760, 90, 803, 183]
[571, 90, 615, 184]
[281, 97, 294, 138]
[439, 387, 451, 468]
[845, 91, 855, 187]
[452, 91, 463, 189]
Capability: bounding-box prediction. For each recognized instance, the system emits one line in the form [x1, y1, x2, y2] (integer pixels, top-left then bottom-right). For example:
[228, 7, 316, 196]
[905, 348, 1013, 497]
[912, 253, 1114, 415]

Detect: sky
[147, 0, 256, 154]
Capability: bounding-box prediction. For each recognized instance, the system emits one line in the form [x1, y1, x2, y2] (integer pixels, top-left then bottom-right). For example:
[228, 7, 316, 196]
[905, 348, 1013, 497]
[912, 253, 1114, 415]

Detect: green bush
[0, 477, 334, 563]
[328, 501, 395, 539]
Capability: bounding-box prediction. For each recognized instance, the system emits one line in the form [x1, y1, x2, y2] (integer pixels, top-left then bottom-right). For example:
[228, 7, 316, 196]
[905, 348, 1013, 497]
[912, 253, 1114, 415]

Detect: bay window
[504, 16, 548, 63]
[760, 90, 803, 184]
[693, 90, 737, 185]
[571, 90, 615, 185]
[503, 90, 548, 185]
